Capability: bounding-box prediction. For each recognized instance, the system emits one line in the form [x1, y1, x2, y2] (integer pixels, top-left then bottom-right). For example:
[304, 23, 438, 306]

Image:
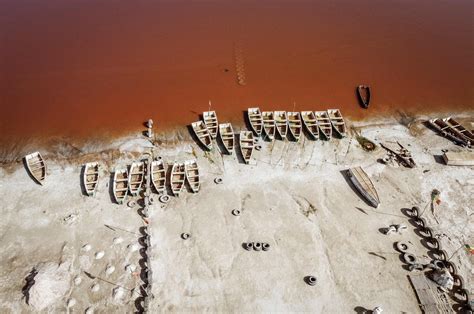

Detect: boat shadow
[22, 157, 42, 185]
[186, 124, 212, 152]
[339, 169, 374, 208]
[234, 132, 248, 165]
[165, 164, 175, 196]
[108, 172, 119, 204]
[79, 165, 89, 196]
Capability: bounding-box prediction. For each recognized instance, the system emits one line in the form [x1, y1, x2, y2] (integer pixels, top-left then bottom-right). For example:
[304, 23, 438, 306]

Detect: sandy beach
[0, 113, 472, 313]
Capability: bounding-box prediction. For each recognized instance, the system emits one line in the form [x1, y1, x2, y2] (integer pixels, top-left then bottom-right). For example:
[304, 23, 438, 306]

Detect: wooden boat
[443, 117, 474, 144]
[347, 167, 380, 208]
[247, 107, 263, 136]
[113, 169, 129, 204]
[239, 131, 254, 164]
[261, 111, 276, 140]
[357, 85, 371, 109]
[185, 160, 200, 193]
[128, 161, 145, 196]
[170, 162, 186, 196]
[287, 112, 302, 141]
[151, 159, 166, 194]
[203, 111, 218, 139]
[429, 118, 470, 147]
[218, 123, 235, 154]
[191, 121, 213, 150]
[24, 152, 46, 185]
[83, 162, 99, 196]
[301, 111, 319, 140]
[274, 111, 288, 139]
[327, 109, 347, 138]
[314, 111, 332, 140]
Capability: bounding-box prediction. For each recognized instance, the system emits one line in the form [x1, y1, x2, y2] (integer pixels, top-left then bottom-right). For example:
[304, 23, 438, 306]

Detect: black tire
[432, 259, 445, 269]
[408, 264, 424, 272]
[403, 253, 417, 265]
[426, 237, 440, 250]
[445, 261, 457, 275]
[421, 227, 433, 238]
[262, 243, 270, 251]
[305, 276, 317, 286]
[255, 145, 262, 151]
[149, 196, 155, 205]
[253, 242, 262, 251]
[436, 249, 448, 261]
[396, 242, 409, 253]
[127, 200, 137, 208]
[245, 242, 254, 251]
[214, 177, 223, 184]
[159, 195, 170, 204]
[454, 288, 469, 303]
[231, 209, 241, 216]
[453, 274, 464, 289]
[416, 217, 427, 228]
[181, 233, 190, 240]
[411, 206, 420, 217]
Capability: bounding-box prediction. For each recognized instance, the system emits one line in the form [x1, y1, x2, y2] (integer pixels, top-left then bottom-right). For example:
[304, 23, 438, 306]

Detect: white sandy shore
[0, 113, 472, 312]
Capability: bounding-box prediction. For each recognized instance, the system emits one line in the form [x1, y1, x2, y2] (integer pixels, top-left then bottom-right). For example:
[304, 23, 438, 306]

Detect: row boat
[314, 111, 332, 140]
[347, 167, 380, 208]
[239, 131, 254, 164]
[24, 152, 46, 185]
[170, 162, 186, 196]
[128, 161, 145, 196]
[203, 111, 218, 139]
[429, 118, 470, 147]
[247, 107, 263, 136]
[262, 111, 276, 140]
[191, 121, 213, 150]
[218, 123, 235, 154]
[287, 112, 302, 141]
[151, 159, 166, 194]
[327, 109, 347, 138]
[357, 85, 371, 109]
[274, 111, 288, 139]
[113, 169, 129, 204]
[301, 111, 319, 140]
[83, 162, 99, 196]
[443, 117, 473, 146]
[184, 160, 200, 193]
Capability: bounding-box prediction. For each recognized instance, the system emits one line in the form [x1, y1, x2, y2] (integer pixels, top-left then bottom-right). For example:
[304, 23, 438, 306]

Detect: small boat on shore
[262, 111, 276, 140]
[443, 117, 473, 144]
[347, 166, 380, 208]
[274, 111, 288, 139]
[314, 111, 332, 140]
[301, 111, 319, 140]
[239, 131, 254, 164]
[287, 112, 302, 141]
[429, 118, 470, 147]
[24, 152, 46, 185]
[185, 160, 200, 193]
[170, 162, 186, 196]
[191, 121, 213, 150]
[327, 109, 347, 138]
[151, 159, 166, 194]
[203, 111, 218, 139]
[113, 169, 129, 204]
[247, 107, 263, 136]
[357, 85, 371, 109]
[128, 161, 145, 196]
[218, 123, 235, 154]
[83, 162, 99, 196]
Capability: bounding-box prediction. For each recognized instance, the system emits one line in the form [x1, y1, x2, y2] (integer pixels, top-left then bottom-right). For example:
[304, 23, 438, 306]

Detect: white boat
[327, 109, 347, 138]
[239, 131, 254, 164]
[113, 169, 129, 204]
[262, 111, 276, 140]
[151, 159, 166, 194]
[314, 111, 332, 140]
[301, 111, 319, 140]
[429, 118, 470, 147]
[274, 111, 288, 139]
[218, 123, 235, 154]
[203, 111, 218, 139]
[443, 117, 473, 145]
[83, 162, 99, 196]
[170, 162, 186, 196]
[191, 121, 213, 150]
[287, 112, 302, 141]
[247, 107, 263, 136]
[185, 160, 200, 193]
[24, 152, 46, 185]
[128, 161, 145, 196]
[347, 167, 380, 208]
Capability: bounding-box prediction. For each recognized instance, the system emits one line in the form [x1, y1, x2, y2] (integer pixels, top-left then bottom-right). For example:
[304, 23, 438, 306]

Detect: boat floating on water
[185, 160, 200, 193]
[128, 161, 145, 196]
[170, 162, 186, 196]
[274, 111, 288, 139]
[239, 131, 254, 164]
[347, 166, 380, 208]
[113, 169, 129, 204]
[83, 162, 99, 196]
[203, 111, 218, 139]
[24, 152, 46, 185]
[191, 121, 213, 150]
[151, 159, 166, 194]
[357, 85, 371, 109]
[287, 112, 302, 141]
[247, 107, 263, 136]
[218, 123, 235, 154]
[301, 111, 319, 140]
[314, 111, 332, 140]
[327, 109, 347, 138]
[262, 111, 276, 140]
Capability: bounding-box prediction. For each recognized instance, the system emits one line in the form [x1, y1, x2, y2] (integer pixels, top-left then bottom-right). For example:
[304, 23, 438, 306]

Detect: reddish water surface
[1, 0, 473, 142]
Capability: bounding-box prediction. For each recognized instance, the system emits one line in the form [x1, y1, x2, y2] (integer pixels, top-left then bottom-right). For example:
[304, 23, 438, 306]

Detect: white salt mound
[67, 298, 76, 308]
[74, 276, 82, 286]
[128, 243, 140, 252]
[90, 283, 100, 292]
[28, 262, 71, 311]
[95, 251, 105, 259]
[82, 244, 92, 252]
[105, 265, 115, 275]
[112, 287, 125, 301]
[85, 307, 94, 314]
[113, 237, 123, 245]
[125, 264, 137, 272]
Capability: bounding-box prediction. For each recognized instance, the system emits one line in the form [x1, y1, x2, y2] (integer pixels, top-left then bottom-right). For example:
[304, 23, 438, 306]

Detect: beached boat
[191, 121, 213, 150]
[261, 111, 276, 140]
[203, 111, 218, 139]
[357, 85, 371, 109]
[185, 160, 200, 193]
[218, 123, 235, 154]
[429, 118, 470, 147]
[287, 112, 302, 141]
[151, 159, 166, 194]
[327, 109, 347, 138]
[247, 107, 263, 136]
[347, 166, 380, 208]
[170, 162, 186, 196]
[239, 131, 254, 164]
[314, 111, 332, 140]
[301, 111, 319, 140]
[83, 162, 99, 196]
[24, 152, 46, 185]
[274, 111, 288, 139]
[443, 117, 474, 144]
[128, 161, 145, 196]
[113, 169, 129, 204]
